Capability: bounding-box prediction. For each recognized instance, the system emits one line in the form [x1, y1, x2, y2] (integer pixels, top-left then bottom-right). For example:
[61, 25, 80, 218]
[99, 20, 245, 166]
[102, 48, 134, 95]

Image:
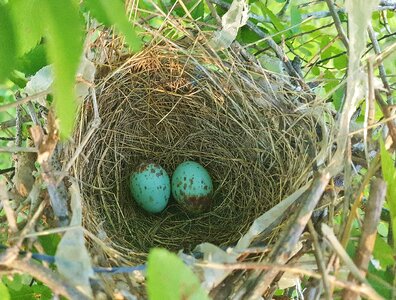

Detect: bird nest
[68, 39, 324, 262]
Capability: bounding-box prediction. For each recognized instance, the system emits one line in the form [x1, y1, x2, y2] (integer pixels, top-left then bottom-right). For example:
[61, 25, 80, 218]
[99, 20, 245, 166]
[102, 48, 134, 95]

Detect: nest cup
[71, 41, 322, 262]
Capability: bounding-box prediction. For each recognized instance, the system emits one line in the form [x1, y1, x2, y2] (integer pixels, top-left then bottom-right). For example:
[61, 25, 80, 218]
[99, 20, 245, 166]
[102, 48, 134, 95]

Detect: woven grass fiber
[69, 38, 325, 262]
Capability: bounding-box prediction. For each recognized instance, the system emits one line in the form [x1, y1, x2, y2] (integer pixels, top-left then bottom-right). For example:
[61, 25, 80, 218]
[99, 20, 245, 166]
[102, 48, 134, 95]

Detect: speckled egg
[171, 161, 213, 212]
[130, 163, 170, 213]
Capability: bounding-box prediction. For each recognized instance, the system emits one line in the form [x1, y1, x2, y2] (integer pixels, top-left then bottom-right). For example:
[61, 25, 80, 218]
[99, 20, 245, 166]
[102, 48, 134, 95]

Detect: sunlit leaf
[0, 4, 17, 83]
[257, 3, 287, 35]
[333, 55, 347, 70]
[290, 5, 302, 33]
[147, 248, 210, 300]
[0, 282, 10, 300]
[373, 235, 395, 268]
[85, 0, 142, 52]
[380, 139, 396, 247]
[41, 0, 83, 138]
[7, 283, 51, 300]
[9, 0, 44, 56]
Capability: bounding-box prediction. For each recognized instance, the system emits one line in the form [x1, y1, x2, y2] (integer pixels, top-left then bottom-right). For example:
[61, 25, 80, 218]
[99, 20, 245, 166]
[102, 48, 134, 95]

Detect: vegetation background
[0, 0, 395, 299]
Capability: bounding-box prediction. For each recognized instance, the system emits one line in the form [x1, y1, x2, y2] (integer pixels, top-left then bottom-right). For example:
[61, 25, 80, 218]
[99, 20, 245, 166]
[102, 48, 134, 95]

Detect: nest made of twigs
[69, 39, 324, 262]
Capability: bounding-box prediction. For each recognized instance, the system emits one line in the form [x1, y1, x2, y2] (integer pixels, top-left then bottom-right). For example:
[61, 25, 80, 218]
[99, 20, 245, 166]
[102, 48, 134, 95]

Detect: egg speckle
[130, 163, 170, 213]
[171, 161, 213, 212]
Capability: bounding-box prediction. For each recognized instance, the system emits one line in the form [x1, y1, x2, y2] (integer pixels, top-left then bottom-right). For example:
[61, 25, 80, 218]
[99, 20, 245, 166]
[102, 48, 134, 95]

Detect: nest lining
[71, 43, 321, 261]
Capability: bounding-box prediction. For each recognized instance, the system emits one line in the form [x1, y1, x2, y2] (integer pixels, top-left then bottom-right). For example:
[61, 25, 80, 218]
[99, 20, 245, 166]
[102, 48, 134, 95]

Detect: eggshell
[130, 163, 170, 213]
[171, 161, 213, 212]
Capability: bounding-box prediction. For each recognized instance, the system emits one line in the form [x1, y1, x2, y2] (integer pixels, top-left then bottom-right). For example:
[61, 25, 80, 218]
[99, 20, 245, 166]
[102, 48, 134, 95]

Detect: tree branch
[343, 178, 387, 300]
[325, 0, 349, 49]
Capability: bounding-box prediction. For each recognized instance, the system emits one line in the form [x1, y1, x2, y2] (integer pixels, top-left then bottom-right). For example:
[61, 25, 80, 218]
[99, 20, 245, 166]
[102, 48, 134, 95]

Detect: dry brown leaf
[14, 152, 37, 197]
[30, 110, 59, 163]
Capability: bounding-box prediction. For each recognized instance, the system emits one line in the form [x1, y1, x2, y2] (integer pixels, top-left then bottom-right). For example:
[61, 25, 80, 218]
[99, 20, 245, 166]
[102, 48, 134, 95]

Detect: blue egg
[130, 163, 170, 213]
[171, 161, 213, 212]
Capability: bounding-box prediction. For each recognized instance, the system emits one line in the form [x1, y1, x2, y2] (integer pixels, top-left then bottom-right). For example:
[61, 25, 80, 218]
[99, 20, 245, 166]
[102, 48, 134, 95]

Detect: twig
[277, 0, 290, 18]
[0, 244, 146, 274]
[0, 167, 15, 175]
[380, 0, 396, 7]
[205, 0, 222, 25]
[375, 90, 396, 148]
[211, 0, 396, 23]
[323, 224, 371, 286]
[9, 259, 90, 300]
[340, 154, 381, 247]
[241, 172, 331, 299]
[0, 90, 50, 113]
[245, 19, 306, 83]
[199, 261, 383, 300]
[307, 220, 331, 300]
[325, 0, 349, 49]
[30, 113, 69, 226]
[343, 178, 387, 300]
[15, 106, 22, 147]
[0, 180, 18, 233]
[26, 102, 42, 126]
[13, 200, 47, 250]
[0, 116, 30, 130]
[366, 58, 376, 163]
[367, 24, 393, 104]
[208, 0, 308, 88]
[373, 41, 396, 70]
[0, 146, 37, 153]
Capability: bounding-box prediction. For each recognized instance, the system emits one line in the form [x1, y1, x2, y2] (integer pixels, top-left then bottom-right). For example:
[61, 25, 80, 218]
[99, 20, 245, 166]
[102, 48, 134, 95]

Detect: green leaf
[147, 248, 210, 300]
[85, 0, 142, 52]
[367, 264, 393, 299]
[41, 0, 83, 138]
[380, 139, 396, 248]
[16, 43, 47, 77]
[0, 282, 10, 300]
[238, 26, 261, 44]
[8, 283, 51, 300]
[38, 234, 61, 256]
[257, 3, 288, 35]
[0, 4, 17, 83]
[290, 5, 302, 33]
[373, 235, 395, 268]
[333, 55, 347, 70]
[9, 0, 44, 56]
[332, 86, 345, 111]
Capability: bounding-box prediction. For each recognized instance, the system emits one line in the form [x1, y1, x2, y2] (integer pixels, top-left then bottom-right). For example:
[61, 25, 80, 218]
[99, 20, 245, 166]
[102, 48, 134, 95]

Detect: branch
[367, 24, 393, 104]
[322, 224, 383, 300]
[307, 220, 331, 300]
[209, 0, 311, 88]
[0, 167, 15, 175]
[241, 172, 331, 299]
[30, 112, 69, 226]
[0, 146, 37, 153]
[343, 178, 387, 300]
[325, 0, 349, 49]
[0, 90, 50, 113]
[375, 90, 396, 148]
[10, 259, 90, 300]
